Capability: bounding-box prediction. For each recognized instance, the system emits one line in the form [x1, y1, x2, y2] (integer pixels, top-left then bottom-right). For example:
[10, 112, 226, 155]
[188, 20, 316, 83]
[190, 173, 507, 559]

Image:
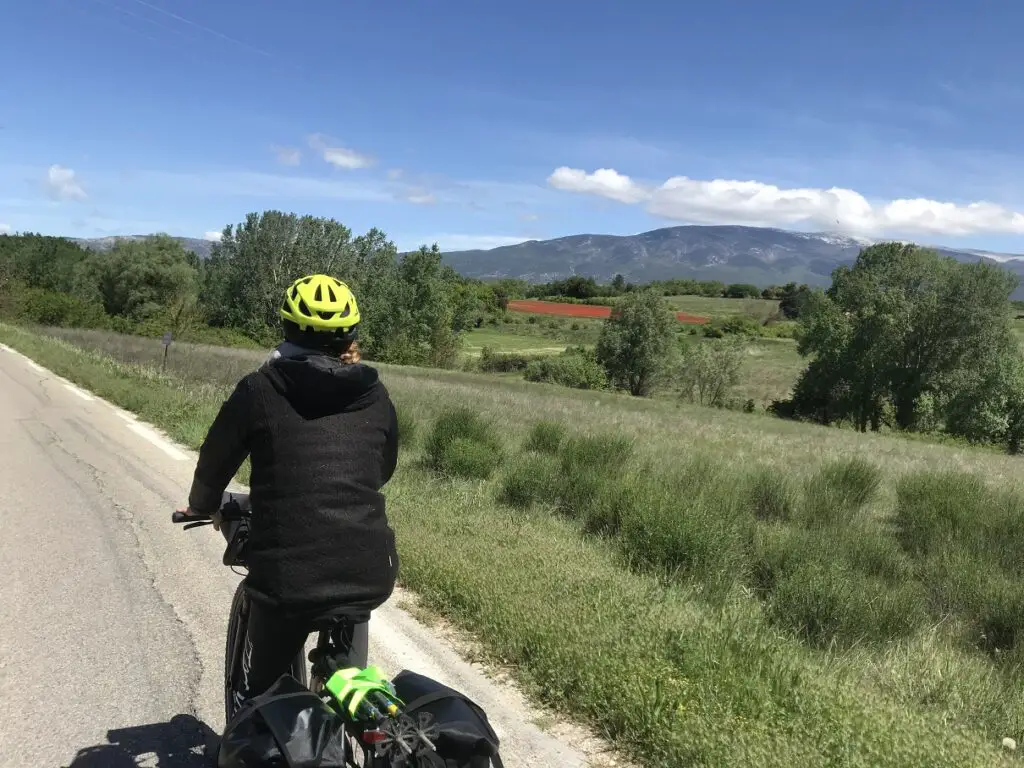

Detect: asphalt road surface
[0, 344, 592, 767]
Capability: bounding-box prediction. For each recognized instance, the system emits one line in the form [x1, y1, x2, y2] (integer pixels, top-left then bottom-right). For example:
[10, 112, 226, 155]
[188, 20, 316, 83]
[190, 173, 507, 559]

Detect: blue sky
[3, 0, 1024, 253]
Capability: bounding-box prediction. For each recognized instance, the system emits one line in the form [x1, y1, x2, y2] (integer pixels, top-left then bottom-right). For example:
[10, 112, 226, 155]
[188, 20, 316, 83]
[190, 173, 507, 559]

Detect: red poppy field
[507, 299, 710, 325]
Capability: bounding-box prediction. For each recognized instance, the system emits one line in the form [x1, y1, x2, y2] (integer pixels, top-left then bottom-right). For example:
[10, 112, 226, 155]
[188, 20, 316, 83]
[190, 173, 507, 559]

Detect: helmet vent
[339, 303, 351, 318]
[297, 299, 312, 317]
[327, 285, 337, 303]
[314, 285, 323, 302]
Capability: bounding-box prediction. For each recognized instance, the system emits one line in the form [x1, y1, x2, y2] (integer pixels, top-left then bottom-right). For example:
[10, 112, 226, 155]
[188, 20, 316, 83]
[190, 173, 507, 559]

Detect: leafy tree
[202, 211, 357, 335]
[611, 274, 626, 293]
[595, 289, 677, 396]
[88, 235, 198, 321]
[678, 337, 748, 407]
[785, 242, 1022, 438]
[725, 283, 761, 299]
[778, 282, 812, 319]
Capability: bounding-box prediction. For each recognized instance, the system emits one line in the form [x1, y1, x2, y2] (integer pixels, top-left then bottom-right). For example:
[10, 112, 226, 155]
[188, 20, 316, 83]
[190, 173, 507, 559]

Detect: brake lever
[183, 520, 215, 531]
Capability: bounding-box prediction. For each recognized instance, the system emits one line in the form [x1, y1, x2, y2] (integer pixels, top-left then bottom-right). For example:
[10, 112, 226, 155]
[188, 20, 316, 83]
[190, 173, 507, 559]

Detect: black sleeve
[381, 400, 399, 486]
[187, 377, 254, 514]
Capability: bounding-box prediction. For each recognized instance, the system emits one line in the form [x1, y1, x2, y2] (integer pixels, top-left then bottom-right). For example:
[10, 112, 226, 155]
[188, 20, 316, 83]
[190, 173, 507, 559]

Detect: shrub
[619, 459, 753, 599]
[893, 470, 989, 559]
[745, 467, 797, 522]
[16, 288, 109, 329]
[524, 347, 607, 390]
[440, 438, 503, 480]
[768, 561, 928, 647]
[425, 407, 504, 480]
[396, 408, 420, 448]
[703, 314, 762, 338]
[497, 453, 561, 509]
[559, 433, 634, 474]
[523, 420, 566, 454]
[800, 457, 881, 527]
[477, 346, 539, 373]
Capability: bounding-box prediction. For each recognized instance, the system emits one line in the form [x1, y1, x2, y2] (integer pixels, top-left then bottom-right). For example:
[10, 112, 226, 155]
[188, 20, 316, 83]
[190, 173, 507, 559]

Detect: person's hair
[339, 340, 361, 365]
[282, 318, 358, 354]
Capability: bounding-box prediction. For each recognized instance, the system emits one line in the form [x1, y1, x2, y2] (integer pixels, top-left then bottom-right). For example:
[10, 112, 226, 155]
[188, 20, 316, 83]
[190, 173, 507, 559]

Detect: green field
[10, 322, 1024, 768]
[461, 328, 569, 357]
[663, 295, 781, 319]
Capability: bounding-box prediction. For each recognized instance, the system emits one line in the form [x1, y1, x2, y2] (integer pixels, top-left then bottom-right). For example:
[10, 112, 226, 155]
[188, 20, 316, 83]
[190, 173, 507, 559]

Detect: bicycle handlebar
[171, 506, 250, 526]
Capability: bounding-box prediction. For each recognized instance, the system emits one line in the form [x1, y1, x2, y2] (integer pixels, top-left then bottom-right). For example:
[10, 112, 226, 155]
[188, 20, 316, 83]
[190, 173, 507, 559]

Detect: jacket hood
[261, 353, 380, 415]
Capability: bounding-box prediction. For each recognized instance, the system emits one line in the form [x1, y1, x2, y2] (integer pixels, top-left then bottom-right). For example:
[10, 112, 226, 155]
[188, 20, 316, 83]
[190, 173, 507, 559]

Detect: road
[0, 344, 594, 767]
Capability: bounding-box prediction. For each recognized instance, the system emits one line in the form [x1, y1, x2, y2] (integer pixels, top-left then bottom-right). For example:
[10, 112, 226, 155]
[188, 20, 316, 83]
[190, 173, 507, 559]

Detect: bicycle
[172, 492, 444, 767]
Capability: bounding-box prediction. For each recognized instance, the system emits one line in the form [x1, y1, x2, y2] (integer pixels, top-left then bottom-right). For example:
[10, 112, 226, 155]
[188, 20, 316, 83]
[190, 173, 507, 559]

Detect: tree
[88, 235, 198, 320]
[678, 337, 748, 407]
[778, 282, 811, 319]
[595, 289, 677, 396]
[784, 242, 1022, 438]
[725, 283, 761, 299]
[611, 274, 626, 294]
[201, 211, 356, 337]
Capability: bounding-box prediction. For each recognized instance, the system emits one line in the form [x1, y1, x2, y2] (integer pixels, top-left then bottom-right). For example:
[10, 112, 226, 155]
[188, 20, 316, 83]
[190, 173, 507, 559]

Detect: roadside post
[161, 331, 172, 372]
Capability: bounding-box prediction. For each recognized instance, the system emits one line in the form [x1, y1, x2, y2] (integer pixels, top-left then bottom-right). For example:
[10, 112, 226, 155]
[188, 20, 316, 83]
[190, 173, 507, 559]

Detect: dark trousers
[234, 597, 369, 710]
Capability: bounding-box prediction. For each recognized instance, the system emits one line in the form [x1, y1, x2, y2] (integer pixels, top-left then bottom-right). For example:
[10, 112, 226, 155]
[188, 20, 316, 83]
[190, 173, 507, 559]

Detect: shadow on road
[64, 714, 219, 768]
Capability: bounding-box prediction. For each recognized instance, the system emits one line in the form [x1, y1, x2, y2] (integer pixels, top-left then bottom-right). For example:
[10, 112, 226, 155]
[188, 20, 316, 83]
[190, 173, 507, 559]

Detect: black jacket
[188, 353, 400, 619]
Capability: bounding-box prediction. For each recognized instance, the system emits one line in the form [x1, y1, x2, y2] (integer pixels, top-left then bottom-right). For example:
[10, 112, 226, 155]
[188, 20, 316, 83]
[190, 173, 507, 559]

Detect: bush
[477, 347, 539, 373]
[425, 407, 504, 480]
[768, 561, 928, 647]
[559, 433, 634, 474]
[703, 314, 763, 338]
[16, 288, 109, 329]
[619, 458, 752, 599]
[524, 347, 607, 390]
[496, 453, 561, 509]
[396, 408, 420, 448]
[745, 467, 797, 522]
[800, 457, 881, 527]
[523, 420, 566, 454]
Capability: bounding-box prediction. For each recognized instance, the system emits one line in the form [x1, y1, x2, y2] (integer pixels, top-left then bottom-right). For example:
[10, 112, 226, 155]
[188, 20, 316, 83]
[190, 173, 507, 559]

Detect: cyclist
[176, 274, 400, 715]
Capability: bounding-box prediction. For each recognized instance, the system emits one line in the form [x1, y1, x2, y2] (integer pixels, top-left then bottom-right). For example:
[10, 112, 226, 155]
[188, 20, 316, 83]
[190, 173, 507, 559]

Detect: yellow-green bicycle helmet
[280, 274, 361, 333]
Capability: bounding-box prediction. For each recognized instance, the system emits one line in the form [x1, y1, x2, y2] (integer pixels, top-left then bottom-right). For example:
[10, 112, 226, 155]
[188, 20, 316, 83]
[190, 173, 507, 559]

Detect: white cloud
[401, 187, 437, 205]
[548, 167, 648, 204]
[548, 166, 1024, 238]
[203, 230, 223, 241]
[0, 223, 10, 234]
[271, 145, 301, 166]
[45, 164, 87, 201]
[387, 168, 404, 180]
[307, 134, 374, 170]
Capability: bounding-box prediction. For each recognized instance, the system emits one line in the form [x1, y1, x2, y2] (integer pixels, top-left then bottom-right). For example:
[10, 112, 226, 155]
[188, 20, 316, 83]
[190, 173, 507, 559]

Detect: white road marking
[25, 360, 45, 373]
[126, 422, 190, 461]
[0, 343, 10, 352]
[115, 411, 136, 423]
[62, 383, 94, 401]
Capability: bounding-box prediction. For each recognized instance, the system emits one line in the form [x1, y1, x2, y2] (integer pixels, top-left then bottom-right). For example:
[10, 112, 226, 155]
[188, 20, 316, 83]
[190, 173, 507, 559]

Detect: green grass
[462, 327, 569, 357]
[663, 295, 781, 319]
[6, 323, 1024, 766]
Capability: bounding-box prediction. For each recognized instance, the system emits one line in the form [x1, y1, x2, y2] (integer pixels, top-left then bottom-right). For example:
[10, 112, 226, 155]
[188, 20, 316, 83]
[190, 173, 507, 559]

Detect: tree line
[0, 212, 505, 366]
[3, 217, 1021, 451]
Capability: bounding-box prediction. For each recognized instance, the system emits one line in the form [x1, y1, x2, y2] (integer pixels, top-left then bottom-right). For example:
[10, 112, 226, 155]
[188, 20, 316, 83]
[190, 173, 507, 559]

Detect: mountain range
[441, 226, 1024, 298]
[72, 226, 1024, 299]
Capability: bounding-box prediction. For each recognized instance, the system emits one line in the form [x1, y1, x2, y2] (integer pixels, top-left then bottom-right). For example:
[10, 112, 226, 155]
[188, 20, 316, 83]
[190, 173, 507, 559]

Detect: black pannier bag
[390, 670, 505, 768]
[218, 673, 351, 768]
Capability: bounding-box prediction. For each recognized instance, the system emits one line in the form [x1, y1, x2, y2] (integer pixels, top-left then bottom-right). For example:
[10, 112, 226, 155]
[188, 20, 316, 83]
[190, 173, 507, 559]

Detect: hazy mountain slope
[442, 225, 1024, 297]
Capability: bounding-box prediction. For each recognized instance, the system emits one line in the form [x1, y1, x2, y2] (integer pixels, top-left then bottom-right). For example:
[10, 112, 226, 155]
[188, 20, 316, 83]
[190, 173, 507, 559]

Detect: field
[9, 322, 1024, 767]
[461, 328, 568, 357]
[509, 299, 710, 324]
[663, 294, 781, 320]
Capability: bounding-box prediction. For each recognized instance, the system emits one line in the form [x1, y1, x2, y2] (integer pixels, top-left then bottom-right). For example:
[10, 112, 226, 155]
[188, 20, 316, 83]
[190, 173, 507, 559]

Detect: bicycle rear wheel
[223, 581, 310, 724]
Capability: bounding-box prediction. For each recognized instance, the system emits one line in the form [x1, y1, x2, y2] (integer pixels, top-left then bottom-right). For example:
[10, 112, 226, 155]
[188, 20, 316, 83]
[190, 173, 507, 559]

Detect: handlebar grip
[172, 510, 209, 524]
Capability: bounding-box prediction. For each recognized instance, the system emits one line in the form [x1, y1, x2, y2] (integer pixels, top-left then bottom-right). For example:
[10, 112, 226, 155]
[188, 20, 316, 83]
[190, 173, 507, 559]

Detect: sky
[3, 0, 1024, 253]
